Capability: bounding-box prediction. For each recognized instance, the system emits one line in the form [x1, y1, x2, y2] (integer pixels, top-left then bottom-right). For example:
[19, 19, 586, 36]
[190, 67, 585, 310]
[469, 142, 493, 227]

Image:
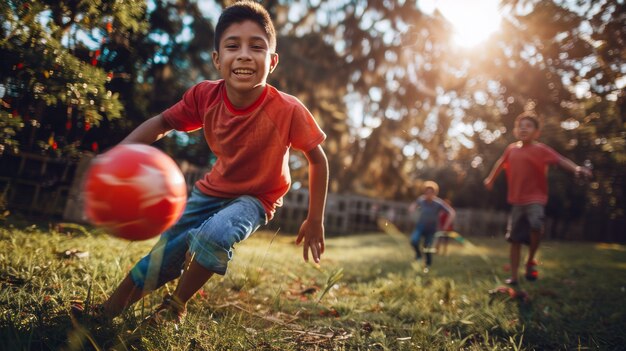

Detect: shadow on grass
[0, 310, 122, 351]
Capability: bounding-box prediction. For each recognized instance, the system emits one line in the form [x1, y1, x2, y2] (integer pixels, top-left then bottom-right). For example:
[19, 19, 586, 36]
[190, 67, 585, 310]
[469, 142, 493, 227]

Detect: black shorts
[505, 204, 545, 245]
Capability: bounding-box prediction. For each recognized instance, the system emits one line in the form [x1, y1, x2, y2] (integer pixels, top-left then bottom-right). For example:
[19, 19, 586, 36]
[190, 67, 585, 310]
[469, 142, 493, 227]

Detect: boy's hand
[484, 178, 494, 190]
[575, 166, 592, 179]
[295, 219, 325, 264]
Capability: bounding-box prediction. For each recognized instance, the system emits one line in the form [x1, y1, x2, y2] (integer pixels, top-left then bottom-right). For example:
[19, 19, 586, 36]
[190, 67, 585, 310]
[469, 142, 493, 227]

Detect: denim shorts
[505, 204, 545, 245]
[130, 187, 266, 291]
[410, 223, 437, 249]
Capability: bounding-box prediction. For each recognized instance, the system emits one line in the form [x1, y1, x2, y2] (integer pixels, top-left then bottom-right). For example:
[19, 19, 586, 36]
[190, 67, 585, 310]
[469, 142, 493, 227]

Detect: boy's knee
[528, 220, 543, 233]
[186, 196, 265, 273]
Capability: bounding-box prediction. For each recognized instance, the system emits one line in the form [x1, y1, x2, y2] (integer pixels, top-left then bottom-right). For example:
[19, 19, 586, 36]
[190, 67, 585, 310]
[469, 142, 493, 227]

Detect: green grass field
[1, 221, 625, 350]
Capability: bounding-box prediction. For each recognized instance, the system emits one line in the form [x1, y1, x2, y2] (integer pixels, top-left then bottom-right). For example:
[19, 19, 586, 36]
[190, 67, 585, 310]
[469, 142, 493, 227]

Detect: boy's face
[424, 187, 435, 200]
[212, 20, 279, 96]
[514, 118, 540, 143]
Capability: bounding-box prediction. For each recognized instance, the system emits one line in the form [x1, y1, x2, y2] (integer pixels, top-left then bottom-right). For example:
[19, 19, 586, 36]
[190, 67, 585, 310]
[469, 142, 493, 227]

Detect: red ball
[83, 144, 187, 240]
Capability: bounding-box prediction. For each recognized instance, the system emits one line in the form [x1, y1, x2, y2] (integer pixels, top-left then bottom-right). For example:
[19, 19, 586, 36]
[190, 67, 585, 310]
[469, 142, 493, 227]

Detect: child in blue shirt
[409, 181, 455, 272]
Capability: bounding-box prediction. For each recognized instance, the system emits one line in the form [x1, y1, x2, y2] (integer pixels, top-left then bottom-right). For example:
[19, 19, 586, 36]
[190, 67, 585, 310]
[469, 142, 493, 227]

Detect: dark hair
[515, 111, 541, 129]
[214, 1, 276, 52]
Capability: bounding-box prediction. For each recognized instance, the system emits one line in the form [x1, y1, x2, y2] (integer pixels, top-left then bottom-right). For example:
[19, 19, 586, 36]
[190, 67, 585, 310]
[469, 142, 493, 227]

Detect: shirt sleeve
[434, 198, 451, 213]
[416, 196, 425, 207]
[540, 143, 563, 164]
[288, 100, 326, 152]
[162, 83, 206, 132]
[501, 144, 514, 170]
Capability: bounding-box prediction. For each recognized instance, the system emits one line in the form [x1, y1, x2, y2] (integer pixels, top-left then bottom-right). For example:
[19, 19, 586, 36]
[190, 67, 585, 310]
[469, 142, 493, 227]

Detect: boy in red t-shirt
[484, 112, 591, 285]
[73, 1, 328, 325]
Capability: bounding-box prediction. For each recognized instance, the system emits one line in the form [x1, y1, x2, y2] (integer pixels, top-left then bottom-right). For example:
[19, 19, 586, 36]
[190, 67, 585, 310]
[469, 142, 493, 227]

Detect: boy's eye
[250, 42, 266, 50]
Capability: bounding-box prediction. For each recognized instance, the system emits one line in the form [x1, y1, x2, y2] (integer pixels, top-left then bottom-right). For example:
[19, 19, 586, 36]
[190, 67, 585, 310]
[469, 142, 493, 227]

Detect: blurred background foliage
[0, 0, 624, 239]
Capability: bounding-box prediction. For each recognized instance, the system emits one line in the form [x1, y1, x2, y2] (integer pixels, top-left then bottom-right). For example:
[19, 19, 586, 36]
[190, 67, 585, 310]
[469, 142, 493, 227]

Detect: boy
[484, 111, 591, 285]
[409, 181, 455, 272]
[74, 0, 328, 325]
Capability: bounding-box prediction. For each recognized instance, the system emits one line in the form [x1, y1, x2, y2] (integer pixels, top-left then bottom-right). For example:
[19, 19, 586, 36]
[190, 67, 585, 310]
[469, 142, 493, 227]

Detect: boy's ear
[212, 51, 220, 70]
[269, 53, 279, 73]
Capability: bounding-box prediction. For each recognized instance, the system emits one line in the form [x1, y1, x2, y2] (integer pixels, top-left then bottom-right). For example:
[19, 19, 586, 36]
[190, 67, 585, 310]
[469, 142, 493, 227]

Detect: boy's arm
[484, 156, 505, 190]
[295, 145, 328, 264]
[437, 197, 456, 230]
[558, 157, 592, 179]
[409, 195, 424, 212]
[120, 114, 173, 145]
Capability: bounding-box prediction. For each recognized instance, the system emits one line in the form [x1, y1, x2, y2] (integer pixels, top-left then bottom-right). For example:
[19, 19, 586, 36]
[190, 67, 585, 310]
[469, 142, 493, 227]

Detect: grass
[1, 220, 625, 350]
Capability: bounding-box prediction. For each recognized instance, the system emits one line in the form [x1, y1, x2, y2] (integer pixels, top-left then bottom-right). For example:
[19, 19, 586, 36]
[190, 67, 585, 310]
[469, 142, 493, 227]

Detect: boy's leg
[527, 229, 540, 263]
[141, 195, 264, 325]
[509, 242, 521, 283]
[173, 195, 266, 305]
[172, 253, 214, 304]
[505, 206, 528, 284]
[525, 204, 545, 281]
[410, 226, 423, 259]
[102, 188, 226, 318]
[102, 274, 148, 318]
[525, 204, 544, 263]
[97, 231, 190, 319]
[423, 230, 436, 267]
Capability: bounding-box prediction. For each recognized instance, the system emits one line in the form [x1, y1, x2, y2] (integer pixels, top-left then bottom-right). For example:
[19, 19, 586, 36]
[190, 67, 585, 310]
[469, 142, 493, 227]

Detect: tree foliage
[0, 0, 147, 156]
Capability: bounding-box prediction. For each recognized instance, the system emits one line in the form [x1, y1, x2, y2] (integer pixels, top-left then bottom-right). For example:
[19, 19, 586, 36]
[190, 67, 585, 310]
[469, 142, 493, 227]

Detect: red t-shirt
[438, 211, 453, 231]
[162, 80, 326, 219]
[502, 141, 562, 205]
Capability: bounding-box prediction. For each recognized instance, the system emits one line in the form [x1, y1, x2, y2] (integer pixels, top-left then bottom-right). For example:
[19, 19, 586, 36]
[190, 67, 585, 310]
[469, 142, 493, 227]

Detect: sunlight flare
[421, 0, 503, 47]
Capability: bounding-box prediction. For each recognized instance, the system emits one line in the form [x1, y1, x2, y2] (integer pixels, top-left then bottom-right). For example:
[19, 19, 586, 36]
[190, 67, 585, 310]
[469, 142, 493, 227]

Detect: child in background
[73, 0, 328, 326]
[484, 111, 591, 285]
[409, 181, 455, 272]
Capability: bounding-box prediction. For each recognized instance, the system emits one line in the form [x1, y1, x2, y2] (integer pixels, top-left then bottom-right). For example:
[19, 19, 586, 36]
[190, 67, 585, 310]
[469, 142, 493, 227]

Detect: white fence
[267, 188, 510, 237]
[59, 155, 512, 237]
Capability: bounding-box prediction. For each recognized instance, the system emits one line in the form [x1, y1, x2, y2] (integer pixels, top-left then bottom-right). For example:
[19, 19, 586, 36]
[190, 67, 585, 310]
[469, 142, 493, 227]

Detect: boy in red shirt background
[74, 0, 328, 325]
[484, 112, 591, 285]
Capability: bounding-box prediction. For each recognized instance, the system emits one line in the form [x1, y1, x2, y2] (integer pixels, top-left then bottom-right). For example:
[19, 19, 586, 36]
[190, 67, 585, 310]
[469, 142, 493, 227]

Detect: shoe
[504, 278, 518, 286]
[525, 260, 539, 281]
[143, 294, 187, 328]
[70, 300, 108, 323]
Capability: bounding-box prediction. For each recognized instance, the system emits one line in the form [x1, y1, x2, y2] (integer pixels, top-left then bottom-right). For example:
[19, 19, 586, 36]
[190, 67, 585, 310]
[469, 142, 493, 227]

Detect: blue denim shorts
[410, 223, 437, 248]
[130, 187, 266, 290]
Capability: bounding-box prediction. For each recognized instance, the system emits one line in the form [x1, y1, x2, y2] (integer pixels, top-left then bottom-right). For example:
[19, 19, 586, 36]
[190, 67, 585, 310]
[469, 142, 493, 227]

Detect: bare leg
[102, 274, 148, 318]
[509, 242, 521, 282]
[527, 229, 541, 264]
[172, 252, 215, 305]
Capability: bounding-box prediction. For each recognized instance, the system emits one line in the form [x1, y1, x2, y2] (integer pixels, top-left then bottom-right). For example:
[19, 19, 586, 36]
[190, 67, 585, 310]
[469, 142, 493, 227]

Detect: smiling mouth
[233, 69, 254, 76]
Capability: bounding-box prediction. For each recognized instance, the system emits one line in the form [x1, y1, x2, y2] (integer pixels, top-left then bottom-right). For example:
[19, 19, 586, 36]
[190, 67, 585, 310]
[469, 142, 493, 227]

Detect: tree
[464, 0, 625, 240]
[268, 1, 456, 198]
[0, 0, 148, 156]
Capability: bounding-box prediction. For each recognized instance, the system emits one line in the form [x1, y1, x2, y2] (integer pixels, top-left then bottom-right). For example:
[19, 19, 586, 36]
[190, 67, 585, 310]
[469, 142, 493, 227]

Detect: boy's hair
[423, 180, 439, 195]
[214, 1, 276, 52]
[514, 111, 541, 130]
